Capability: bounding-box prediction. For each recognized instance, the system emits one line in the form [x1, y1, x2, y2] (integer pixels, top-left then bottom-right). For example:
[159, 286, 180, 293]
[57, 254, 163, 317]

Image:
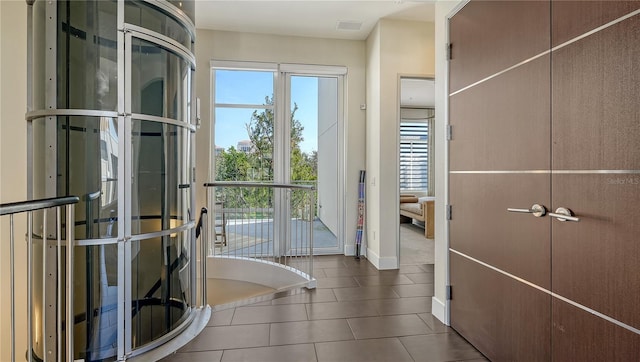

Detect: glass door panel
[213, 69, 276, 257]
[288, 75, 340, 254]
[126, 33, 193, 353]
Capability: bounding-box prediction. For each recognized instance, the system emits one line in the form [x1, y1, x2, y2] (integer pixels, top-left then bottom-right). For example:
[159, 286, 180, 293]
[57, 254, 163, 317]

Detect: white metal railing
[204, 182, 315, 281]
[1, 196, 78, 362]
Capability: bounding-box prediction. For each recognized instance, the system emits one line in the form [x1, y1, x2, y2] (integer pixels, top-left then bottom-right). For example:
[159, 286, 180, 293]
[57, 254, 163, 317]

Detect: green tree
[215, 146, 251, 181]
[215, 96, 318, 217]
[246, 96, 310, 181]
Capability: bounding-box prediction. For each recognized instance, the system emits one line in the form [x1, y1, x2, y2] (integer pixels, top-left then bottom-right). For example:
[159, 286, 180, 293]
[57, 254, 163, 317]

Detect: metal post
[42, 210, 47, 361]
[56, 207, 62, 362]
[66, 204, 74, 362]
[201, 208, 208, 306]
[28, 212, 33, 362]
[309, 188, 314, 279]
[10, 214, 15, 362]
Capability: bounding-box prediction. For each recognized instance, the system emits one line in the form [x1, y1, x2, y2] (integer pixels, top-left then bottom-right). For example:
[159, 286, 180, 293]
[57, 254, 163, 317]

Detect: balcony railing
[204, 182, 315, 283]
[1, 196, 79, 362]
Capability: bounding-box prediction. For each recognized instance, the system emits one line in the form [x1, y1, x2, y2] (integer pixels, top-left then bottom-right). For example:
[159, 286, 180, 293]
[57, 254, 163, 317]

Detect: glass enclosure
[29, 0, 196, 360]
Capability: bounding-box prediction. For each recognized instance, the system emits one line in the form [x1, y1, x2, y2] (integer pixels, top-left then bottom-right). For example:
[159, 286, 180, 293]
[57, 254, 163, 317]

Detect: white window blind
[400, 121, 429, 192]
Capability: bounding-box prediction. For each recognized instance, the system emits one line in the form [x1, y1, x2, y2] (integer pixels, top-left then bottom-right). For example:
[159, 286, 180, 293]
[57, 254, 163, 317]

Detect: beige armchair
[399, 195, 434, 239]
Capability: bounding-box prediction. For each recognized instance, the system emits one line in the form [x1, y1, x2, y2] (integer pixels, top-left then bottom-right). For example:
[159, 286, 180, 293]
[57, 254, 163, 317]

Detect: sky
[214, 70, 320, 154]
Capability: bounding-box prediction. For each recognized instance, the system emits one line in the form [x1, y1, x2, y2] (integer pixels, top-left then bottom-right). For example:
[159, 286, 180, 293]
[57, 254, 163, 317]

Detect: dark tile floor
[162, 255, 487, 362]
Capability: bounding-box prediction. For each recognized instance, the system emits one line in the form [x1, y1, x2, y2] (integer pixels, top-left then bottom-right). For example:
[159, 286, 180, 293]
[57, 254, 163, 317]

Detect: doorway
[211, 63, 345, 256]
[285, 74, 343, 254]
[398, 77, 435, 266]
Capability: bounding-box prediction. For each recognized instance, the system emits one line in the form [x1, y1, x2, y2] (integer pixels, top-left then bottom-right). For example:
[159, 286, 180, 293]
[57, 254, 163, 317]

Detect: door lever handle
[507, 204, 547, 217]
[548, 207, 580, 222]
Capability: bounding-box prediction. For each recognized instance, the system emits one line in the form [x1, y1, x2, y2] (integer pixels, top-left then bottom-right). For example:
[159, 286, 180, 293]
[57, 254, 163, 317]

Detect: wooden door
[449, 1, 640, 360]
[550, 1, 640, 359]
[448, 1, 551, 360]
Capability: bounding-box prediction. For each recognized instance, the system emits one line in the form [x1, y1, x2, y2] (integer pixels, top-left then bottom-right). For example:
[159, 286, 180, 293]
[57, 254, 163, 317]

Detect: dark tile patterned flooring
[163, 255, 486, 362]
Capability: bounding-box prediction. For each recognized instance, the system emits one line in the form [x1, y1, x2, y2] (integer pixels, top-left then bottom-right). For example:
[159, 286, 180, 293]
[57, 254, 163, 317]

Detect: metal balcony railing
[1, 196, 79, 362]
[204, 182, 315, 281]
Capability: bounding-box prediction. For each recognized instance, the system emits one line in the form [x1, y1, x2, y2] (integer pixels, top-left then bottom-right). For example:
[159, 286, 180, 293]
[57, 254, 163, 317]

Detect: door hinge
[446, 124, 453, 141]
[446, 43, 452, 61]
[446, 204, 452, 220]
[446, 285, 452, 300]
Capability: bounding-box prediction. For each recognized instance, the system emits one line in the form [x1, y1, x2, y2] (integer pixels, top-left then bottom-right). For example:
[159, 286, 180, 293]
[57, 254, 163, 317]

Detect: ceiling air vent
[336, 21, 362, 31]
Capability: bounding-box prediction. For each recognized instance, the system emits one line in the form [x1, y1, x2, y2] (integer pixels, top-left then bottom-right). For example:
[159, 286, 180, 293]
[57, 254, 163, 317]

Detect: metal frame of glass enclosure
[26, 1, 201, 360]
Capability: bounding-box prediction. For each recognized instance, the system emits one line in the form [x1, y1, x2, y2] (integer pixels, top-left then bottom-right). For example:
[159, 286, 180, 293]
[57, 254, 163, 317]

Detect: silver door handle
[548, 207, 580, 222]
[507, 204, 547, 217]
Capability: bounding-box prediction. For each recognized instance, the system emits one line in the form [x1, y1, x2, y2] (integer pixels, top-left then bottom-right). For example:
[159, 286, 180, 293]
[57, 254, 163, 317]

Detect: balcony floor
[163, 255, 486, 362]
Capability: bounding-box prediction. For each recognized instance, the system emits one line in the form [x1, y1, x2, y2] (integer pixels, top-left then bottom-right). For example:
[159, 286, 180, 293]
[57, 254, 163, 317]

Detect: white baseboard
[344, 244, 355, 256]
[431, 296, 448, 325]
[366, 248, 398, 270]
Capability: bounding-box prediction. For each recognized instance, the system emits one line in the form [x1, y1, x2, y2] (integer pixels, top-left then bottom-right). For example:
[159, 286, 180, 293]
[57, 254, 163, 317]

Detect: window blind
[400, 121, 429, 192]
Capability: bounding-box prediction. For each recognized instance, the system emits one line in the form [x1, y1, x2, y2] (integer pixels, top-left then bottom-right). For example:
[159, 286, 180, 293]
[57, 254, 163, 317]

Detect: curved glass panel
[73, 243, 120, 361]
[130, 37, 192, 122]
[131, 120, 191, 235]
[167, 0, 195, 24]
[125, 0, 193, 49]
[131, 230, 192, 348]
[57, 0, 119, 111]
[33, 116, 120, 240]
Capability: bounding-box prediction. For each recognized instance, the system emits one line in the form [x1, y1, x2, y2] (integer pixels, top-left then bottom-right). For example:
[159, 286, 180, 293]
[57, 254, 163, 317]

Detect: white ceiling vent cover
[336, 20, 362, 31]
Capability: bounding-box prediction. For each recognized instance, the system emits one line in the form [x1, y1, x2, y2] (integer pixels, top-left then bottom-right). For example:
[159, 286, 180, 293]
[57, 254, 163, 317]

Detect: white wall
[194, 30, 366, 255]
[365, 19, 435, 269]
[0, 2, 29, 360]
[365, 23, 381, 262]
[432, 0, 466, 325]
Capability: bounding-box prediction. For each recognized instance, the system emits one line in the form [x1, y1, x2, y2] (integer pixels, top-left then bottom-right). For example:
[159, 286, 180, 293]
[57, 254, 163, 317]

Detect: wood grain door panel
[552, 0, 640, 46]
[450, 173, 550, 288]
[449, 55, 550, 172]
[552, 15, 640, 170]
[449, 0, 550, 93]
[551, 174, 640, 328]
[450, 1, 640, 359]
[552, 299, 640, 361]
[450, 252, 551, 362]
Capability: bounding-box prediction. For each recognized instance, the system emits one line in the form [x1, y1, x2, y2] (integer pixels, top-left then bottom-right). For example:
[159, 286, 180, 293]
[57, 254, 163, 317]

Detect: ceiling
[195, 1, 436, 41]
[194, 1, 436, 106]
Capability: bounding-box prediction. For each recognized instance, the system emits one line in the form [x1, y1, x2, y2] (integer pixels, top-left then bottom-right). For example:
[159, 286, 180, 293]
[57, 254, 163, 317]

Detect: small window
[400, 120, 430, 192]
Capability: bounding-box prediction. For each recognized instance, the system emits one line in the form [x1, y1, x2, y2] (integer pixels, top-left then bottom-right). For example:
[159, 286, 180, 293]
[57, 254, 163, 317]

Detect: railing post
[10, 214, 15, 362]
[66, 203, 74, 362]
[42, 210, 47, 360]
[201, 208, 208, 307]
[56, 207, 62, 362]
[28, 212, 33, 362]
[309, 188, 314, 279]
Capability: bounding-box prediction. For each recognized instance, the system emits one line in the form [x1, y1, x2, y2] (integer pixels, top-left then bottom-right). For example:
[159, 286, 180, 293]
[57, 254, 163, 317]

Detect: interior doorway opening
[398, 77, 435, 266]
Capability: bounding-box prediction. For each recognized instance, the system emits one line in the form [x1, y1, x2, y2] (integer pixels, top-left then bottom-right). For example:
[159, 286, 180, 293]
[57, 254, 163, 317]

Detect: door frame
[442, 0, 471, 327]
[396, 74, 436, 267]
[209, 61, 347, 255]
[282, 66, 346, 255]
